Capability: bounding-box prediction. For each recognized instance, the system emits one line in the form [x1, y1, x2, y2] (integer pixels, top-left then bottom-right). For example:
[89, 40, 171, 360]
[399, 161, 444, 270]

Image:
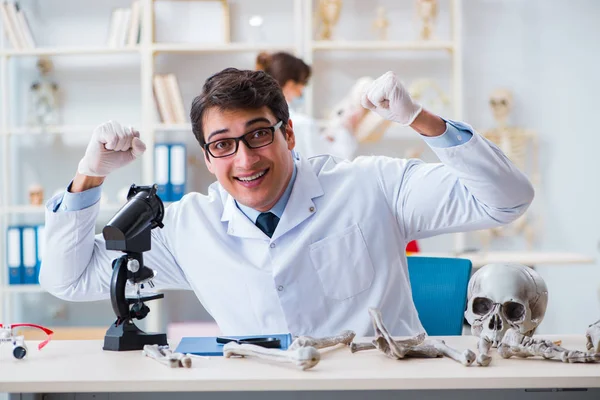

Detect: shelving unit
[0, 0, 303, 331]
[0, 0, 474, 332]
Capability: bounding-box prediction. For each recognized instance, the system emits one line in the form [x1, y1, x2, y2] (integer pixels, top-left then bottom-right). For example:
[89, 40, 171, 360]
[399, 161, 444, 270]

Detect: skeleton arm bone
[289, 330, 356, 351]
[428, 339, 476, 366]
[223, 342, 320, 371]
[498, 329, 600, 363]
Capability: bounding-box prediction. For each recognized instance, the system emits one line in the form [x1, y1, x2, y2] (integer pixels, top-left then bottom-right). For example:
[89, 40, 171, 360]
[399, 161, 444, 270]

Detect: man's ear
[202, 148, 215, 174]
[285, 119, 295, 151]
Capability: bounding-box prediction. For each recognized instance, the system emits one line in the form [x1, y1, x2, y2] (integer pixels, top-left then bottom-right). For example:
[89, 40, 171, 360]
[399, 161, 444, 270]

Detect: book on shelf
[153, 73, 187, 124]
[106, 0, 141, 48]
[0, 1, 35, 49]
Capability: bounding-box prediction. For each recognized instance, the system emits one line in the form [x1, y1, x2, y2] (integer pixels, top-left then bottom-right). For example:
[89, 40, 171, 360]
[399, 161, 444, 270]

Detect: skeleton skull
[489, 88, 513, 126]
[465, 263, 548, 347]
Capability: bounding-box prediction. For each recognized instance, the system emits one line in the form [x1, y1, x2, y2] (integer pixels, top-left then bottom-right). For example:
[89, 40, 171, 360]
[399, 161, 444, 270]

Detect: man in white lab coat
[40, 69, 534, 337]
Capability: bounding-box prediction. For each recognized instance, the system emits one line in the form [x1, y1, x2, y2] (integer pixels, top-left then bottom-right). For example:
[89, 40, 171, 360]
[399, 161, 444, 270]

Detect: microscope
[102, 184, 168, 351]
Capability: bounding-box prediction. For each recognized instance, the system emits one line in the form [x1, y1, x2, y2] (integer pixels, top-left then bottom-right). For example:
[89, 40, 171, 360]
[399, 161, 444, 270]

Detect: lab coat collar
[221, 154, 324, 240]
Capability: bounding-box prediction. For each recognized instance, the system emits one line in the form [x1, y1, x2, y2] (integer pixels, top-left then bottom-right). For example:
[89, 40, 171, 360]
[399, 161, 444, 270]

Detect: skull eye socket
[472, 297, 494, 316]
[503, 301, 526, 322]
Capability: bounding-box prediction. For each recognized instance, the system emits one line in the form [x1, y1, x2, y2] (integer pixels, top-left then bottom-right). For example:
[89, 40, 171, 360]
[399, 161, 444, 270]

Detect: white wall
[4, 0, 599, 334]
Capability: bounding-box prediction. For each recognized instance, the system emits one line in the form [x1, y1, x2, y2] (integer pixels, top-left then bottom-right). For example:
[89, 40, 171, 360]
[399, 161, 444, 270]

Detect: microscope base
[103, 320, 167, 351]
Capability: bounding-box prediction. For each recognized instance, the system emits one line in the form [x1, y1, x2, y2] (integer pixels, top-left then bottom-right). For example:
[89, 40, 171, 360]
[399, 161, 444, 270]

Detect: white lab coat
[290, 108, 358, 160]
[40, 124, 534, 337]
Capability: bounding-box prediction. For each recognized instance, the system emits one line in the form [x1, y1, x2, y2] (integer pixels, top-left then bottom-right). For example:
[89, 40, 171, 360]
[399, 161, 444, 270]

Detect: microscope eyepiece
[103, 184, 165, 253]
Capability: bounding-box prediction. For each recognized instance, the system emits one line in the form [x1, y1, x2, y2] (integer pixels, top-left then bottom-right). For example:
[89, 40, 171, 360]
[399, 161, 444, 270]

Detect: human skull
[489, 88, 513, 125]
[464, 263, 548, 347]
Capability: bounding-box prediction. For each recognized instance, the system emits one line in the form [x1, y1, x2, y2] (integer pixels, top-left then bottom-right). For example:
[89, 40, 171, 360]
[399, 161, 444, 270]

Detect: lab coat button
[270, 243, 276, 248]
[457, 135, 462, 141]
[277, 285, 284, 292]
[309, 206, 315, 212]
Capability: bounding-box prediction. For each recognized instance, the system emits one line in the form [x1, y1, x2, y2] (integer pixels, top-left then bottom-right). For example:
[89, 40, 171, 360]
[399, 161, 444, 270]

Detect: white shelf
[154, 123, 192, 131]
[417, 251, 596, 269]
[152, 43, 295, 54]
[2, 285, 46, 294]
[2, 125, 98, 136]
[2, 203, 124, 215]
[0, 46, 140, 57]
[311, 40, 455, 52]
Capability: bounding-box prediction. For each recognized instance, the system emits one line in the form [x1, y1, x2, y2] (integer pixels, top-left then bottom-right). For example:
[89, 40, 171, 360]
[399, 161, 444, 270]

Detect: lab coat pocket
[309, 224, 374, 300]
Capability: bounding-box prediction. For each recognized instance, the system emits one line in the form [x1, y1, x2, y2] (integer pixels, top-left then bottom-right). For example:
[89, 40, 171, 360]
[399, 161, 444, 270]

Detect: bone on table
[289, 330, 356, 351]
[223, 342, 321, 371]
[498, 328, 600, 363]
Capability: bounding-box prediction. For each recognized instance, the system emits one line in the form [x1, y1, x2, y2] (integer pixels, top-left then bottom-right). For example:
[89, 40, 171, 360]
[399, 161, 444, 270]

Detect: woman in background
[255, 51, 358, 159]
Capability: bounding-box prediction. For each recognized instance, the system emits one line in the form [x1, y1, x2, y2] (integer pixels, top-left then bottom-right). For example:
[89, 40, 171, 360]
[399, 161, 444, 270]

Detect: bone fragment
[476, 336, 493, 366]
[142, 344, 179, 368]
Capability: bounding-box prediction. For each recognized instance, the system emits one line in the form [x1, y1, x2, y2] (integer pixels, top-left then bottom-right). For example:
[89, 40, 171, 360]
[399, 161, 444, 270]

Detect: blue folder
[175, 333, 293, 356]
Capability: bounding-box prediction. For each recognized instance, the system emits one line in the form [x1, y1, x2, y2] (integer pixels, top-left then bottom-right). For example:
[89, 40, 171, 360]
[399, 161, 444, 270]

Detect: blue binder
[154, 143, 170, 201]
[169, 143, 186, 201]
[35, 224, 45, 284]
[175, 333, 293, 356]
[21, 226, 37, 284]
[7, 226, 22, 285]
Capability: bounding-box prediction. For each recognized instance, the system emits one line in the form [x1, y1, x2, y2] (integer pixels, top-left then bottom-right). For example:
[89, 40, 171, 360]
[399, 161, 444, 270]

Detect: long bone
[498, 328, 600, 363]
[289, 330, 356, 351]
[223, 342, 320, 371]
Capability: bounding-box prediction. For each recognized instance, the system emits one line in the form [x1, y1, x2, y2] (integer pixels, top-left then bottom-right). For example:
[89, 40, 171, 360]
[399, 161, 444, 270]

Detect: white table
[1, 335, 599, 400]
[416, 251, 595, 268]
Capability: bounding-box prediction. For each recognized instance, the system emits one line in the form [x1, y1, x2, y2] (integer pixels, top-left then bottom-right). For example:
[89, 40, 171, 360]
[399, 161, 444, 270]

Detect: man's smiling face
[203, 106, 296, 212]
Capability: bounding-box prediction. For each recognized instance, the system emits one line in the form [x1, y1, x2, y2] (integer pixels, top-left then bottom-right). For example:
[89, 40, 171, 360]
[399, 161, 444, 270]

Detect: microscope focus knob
[127, 259, 140, 273]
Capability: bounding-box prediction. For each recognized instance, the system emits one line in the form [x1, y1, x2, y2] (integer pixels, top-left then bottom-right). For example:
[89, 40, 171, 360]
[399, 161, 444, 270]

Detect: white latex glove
[78, 120, 147, 177]
[361, 71, 423, 126]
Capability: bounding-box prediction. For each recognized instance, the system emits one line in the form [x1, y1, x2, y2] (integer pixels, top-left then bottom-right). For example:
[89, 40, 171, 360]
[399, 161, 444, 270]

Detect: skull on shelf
[489, 88, 513, 127]
[464, 263, 548, 347]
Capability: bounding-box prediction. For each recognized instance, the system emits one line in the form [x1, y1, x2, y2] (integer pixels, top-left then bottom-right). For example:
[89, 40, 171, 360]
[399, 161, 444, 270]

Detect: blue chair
[407, 256, 472, 336]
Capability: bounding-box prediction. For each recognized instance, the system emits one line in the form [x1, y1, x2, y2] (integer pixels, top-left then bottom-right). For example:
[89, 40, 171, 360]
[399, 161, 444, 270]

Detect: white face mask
[289, 94, 305, 112]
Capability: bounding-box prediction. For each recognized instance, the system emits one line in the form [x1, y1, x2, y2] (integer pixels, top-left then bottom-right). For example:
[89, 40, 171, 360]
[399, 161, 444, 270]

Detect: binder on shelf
[35, 224, 45, 285]
[7, 226, 22, 285]
[22, 226, 37, 284]
[154, 143, 171, 201]
[170, 143, 186, 201]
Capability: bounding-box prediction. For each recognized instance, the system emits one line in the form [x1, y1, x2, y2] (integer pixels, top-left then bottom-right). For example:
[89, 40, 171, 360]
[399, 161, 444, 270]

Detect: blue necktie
[255, 212, 279, 238]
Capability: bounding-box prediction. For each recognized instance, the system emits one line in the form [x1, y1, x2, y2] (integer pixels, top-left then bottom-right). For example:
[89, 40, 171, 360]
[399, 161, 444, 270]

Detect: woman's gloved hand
[77, 120, 147, 177]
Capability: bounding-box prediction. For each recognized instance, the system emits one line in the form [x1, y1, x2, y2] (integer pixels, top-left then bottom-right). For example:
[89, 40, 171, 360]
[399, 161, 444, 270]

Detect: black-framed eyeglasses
[204, 120, 283, 159]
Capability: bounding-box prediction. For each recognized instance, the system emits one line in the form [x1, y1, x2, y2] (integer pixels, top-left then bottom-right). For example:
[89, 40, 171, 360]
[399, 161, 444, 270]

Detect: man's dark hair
[190, 68, 289, 149]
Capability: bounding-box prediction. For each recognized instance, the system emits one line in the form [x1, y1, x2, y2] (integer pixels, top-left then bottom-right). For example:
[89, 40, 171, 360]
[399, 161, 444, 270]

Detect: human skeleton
[480, 88, 540, 250]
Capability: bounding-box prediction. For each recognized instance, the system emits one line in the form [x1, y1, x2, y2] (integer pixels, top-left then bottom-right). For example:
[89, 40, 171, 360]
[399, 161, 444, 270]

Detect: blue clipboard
[175, 333, 293, 356]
